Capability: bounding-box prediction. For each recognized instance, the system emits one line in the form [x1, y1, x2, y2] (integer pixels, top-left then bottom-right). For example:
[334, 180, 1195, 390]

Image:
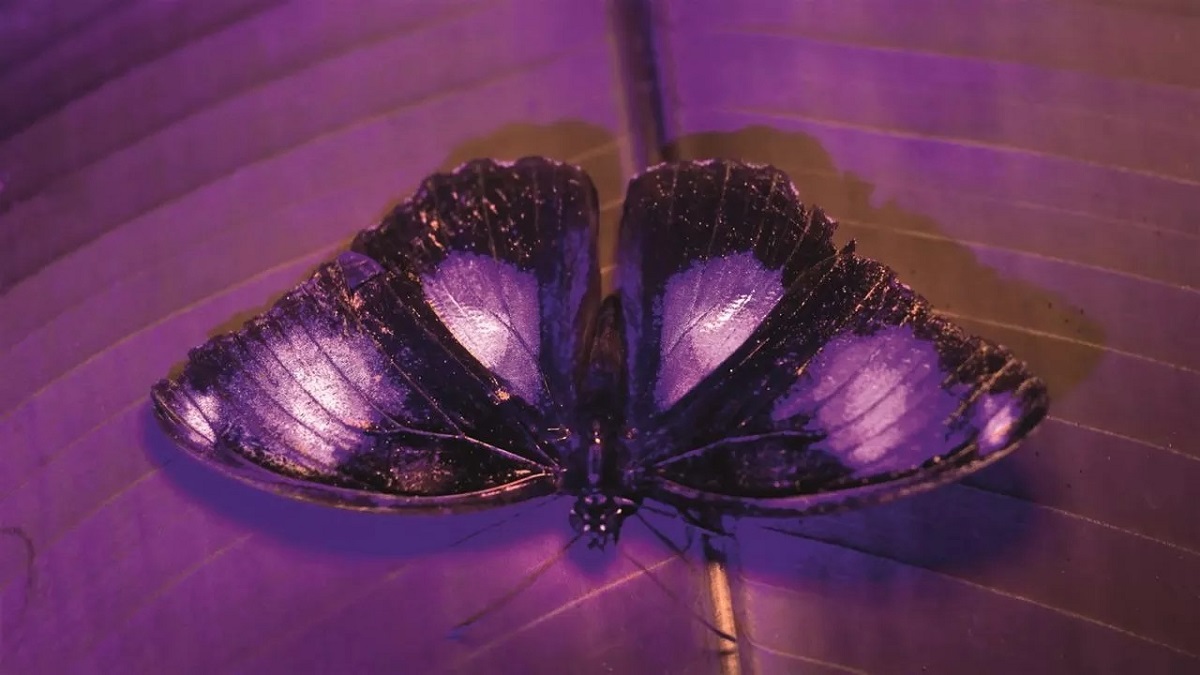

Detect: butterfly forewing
[616, 160, 838, 427]
[616, 161, 1049, 517]
[152, 158, 602, 510]
[353, 157, 601, 421]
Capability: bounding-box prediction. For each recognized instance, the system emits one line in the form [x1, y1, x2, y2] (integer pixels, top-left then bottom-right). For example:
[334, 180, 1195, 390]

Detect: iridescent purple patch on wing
[771, 325, 971, 476]
[154, 262, 411, 473]
[655, 253, 784, 408]
[421, 252, 543, 403]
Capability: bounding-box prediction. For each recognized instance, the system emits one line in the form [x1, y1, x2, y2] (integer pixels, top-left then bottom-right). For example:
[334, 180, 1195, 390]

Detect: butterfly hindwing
[616, 161, 1049, 517]
[152, 254, 560, 510]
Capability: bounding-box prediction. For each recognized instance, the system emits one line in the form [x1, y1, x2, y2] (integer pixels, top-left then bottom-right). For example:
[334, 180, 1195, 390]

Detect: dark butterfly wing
[353, 157, 600, 424]
[151, 157, 600, 511]
[617, 161, 1049, 517]
[617, 160, 839, 425]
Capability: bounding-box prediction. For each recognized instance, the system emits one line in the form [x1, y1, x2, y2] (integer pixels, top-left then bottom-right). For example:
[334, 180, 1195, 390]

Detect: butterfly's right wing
[617, 161, 1049, 518]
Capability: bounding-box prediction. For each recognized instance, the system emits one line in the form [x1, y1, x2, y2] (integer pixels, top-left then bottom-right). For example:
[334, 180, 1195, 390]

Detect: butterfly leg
[676, 506, 732, 539]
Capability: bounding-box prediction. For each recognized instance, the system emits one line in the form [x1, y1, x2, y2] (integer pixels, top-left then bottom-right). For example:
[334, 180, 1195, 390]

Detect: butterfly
[151, 157, 1049, 549]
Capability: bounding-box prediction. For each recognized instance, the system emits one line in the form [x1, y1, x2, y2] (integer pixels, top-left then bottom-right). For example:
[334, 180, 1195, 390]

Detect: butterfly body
[152, 157, 1048, 545]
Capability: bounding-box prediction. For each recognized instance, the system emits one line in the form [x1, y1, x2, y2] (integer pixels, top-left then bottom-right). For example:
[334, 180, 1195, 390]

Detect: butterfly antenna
[628, 515, 745, 673]
[639, 503, 727, 537]
[450, 531, 584, 639]
[618, 548, 737, 646]
[634, 511, 694, 561]
[443, 496, 563, 552]
[638, 502, 683, 519]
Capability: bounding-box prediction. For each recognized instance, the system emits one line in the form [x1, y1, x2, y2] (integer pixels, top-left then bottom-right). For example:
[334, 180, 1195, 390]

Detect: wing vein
[369, 427, 551, 471]
[225, 334, 343, 470]
[245, 327, 371, 436]
[282, 317, 408, 432]
[652, 430, 822, 468]
[298, 284, 465, 436]
[368, 281, 559, 467]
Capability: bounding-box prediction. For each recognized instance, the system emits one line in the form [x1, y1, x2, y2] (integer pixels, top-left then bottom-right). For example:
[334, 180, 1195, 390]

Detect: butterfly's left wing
[151, 157, 599, 512]
[353, 157, 600, 417]
[617, 161, 1049, 517]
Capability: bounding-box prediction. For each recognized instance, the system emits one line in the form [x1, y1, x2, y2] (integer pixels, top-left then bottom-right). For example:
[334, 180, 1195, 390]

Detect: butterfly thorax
[562, 293, 641, 548]
[565, 420, 640, 549]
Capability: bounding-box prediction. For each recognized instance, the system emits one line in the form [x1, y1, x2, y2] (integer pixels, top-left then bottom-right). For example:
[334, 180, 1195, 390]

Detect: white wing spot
[975, 393, 1020, 455]
[655, 252, 783, 409]
[772, 326, 970, 475]
[422, 252, 543, 403]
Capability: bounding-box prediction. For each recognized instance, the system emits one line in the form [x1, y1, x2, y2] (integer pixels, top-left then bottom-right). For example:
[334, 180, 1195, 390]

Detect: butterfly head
[569, 492, 639, 549]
